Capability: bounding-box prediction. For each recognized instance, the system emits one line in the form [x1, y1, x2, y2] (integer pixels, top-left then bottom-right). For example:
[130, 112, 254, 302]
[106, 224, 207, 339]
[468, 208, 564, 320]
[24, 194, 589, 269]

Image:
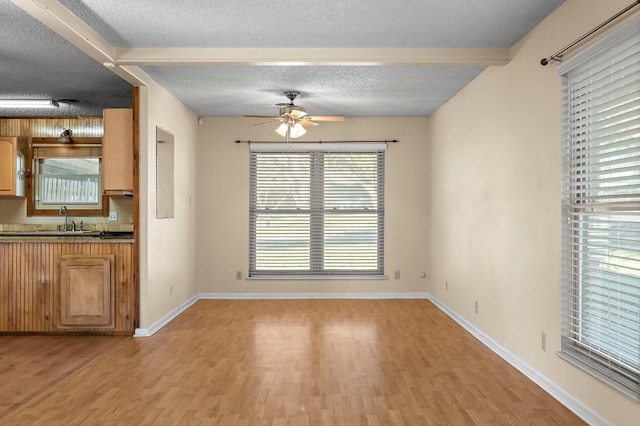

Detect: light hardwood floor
[0, 299, 584, 425]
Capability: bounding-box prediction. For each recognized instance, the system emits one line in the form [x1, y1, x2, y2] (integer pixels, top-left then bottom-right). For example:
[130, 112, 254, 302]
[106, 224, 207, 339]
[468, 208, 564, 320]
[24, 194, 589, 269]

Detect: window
[28, 143, 108, 216]
[559, 16, 640, 400]
[249, 143, 385, 278]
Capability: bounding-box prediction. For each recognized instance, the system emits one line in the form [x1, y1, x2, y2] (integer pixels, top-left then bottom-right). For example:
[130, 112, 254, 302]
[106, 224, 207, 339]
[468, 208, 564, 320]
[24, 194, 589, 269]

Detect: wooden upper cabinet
[0, 136, 27, 196]
[102, 108, 133, 193]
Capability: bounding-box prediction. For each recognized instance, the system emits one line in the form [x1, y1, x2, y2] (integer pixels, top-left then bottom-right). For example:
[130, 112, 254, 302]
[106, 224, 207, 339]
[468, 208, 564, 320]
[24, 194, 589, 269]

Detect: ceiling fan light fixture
[249, 91, 343, 139]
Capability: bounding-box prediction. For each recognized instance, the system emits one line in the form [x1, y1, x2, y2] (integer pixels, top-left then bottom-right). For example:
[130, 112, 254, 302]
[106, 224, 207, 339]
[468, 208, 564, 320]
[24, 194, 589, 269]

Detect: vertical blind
[559, 16, 640, 399]
[249, 143, 385, 277]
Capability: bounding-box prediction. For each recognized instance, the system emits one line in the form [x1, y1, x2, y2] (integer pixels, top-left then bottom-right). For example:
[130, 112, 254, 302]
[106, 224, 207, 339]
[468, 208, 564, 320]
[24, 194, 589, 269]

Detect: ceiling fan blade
[300, 120, 319, 128]
[307, 116, 345, 122]
[243, 115, 283, 119]
[252, 119, 284, 126]
[289, 109, 308, 119]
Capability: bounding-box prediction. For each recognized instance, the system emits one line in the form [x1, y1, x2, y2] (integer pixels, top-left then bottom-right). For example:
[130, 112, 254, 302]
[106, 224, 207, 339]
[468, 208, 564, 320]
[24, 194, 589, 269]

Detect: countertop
[0, 231, 134, 243]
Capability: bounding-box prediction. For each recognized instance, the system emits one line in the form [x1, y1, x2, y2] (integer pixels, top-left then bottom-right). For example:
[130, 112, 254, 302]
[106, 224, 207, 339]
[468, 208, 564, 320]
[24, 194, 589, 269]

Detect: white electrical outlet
[541, 332, 546, 351]
[446, 280, 449, 291]
[108, 211, 118, 222]
[235, 271, 242, 280]
[394, 270, 400, 280]
[474, 301, 479, 314]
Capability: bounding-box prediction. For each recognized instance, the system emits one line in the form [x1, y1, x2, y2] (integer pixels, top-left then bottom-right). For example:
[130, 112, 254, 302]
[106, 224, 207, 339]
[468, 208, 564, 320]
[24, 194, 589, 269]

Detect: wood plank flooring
[0, 299, 585, 425]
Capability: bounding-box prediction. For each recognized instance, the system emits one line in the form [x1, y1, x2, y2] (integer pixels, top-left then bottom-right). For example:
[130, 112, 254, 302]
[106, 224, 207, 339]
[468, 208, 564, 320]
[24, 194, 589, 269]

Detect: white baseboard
[198, 292, 431, 300]
[134, 294, 199, 337]
[134, 292, 429, 337]
[427, 295, 609, 426]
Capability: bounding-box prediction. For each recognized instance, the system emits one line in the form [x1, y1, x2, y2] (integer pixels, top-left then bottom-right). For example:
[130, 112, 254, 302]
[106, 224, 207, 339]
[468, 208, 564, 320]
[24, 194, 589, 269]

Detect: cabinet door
[0, 137, 26, 196]
[57, 255, 115, 329]
[102, 108, 133, 192]
[0, 137, 16, 195]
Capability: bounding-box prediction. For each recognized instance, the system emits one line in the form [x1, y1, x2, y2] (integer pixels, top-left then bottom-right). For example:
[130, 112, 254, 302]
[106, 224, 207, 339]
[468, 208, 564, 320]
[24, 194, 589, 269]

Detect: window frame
[27, 138, 109, 217]
[248, 142, 386, 280]
[558, 15, 640, 401]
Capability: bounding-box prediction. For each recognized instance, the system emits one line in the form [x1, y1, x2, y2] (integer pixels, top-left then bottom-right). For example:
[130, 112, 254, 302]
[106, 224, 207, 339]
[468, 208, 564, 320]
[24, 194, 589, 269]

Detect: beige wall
[0, 196, 133, 228]
[138, 81, 199, 328]
[196, 117, 430, 294]
[428, 0, 640, 424]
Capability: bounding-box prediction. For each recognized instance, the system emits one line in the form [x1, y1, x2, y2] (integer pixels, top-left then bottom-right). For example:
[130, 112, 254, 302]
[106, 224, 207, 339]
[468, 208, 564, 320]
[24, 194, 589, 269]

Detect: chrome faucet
[59, 206, 68, 231]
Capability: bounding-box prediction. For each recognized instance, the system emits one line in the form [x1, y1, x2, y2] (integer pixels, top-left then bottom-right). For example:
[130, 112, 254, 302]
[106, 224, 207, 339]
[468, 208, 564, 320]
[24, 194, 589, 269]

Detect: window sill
[247, 275, 388, 281]
[557, 350, 639, 402]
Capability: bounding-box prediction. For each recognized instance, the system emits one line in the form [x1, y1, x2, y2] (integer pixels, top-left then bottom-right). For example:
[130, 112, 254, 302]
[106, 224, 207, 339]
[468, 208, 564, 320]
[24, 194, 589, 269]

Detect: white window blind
[559, 16, 640, 400]
[249, 143, 385, 278]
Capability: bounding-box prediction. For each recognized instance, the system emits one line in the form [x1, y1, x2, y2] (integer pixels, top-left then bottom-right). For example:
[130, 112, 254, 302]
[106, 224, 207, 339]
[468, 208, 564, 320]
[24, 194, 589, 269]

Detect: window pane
[324, 153, 378, 210]
[41, 158, 100, 175]
[38, 158, 101, 205]
[324, 213, 379, 270]
[577, 213, 640, 368]
[255, 153, 310, 209]
[255, 213, 310, 270]
[40, 177, 100, 204]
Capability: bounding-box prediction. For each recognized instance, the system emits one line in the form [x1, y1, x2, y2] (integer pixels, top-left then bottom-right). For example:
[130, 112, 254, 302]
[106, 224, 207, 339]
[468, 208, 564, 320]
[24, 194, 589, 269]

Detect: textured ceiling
[57, 0, 563, 49]
[0, 0, 132, 117]
[1, 0, 566, 118]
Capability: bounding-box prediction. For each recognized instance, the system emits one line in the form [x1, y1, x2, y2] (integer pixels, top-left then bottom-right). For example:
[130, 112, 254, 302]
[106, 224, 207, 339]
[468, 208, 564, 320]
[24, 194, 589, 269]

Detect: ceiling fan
[243, 91, 344, 139]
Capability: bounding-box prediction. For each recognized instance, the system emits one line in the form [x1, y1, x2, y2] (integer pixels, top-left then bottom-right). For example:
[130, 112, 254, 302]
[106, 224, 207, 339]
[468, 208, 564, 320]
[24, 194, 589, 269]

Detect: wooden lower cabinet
[57, 255, 115, 329]
[0, 241, 135, 334]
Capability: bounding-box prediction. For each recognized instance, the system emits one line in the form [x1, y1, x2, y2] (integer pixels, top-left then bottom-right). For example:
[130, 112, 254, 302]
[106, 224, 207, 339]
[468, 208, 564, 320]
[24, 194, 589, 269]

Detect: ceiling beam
[12, 0, 509, 87]
[110, 47, 511, 67]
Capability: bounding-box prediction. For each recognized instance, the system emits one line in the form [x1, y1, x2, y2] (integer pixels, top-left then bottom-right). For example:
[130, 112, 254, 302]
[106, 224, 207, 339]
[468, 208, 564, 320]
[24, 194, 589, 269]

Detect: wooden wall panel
[0, 117, 103, 138]
[0, 243, 9, 330]
[0, 241, 134, 334]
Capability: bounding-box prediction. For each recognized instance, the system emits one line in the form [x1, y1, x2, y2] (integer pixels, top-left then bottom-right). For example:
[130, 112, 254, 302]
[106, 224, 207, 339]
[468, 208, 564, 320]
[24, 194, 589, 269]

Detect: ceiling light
[57, 99, 77, 143]
[0, 99, 59, 108]
[289, 123, 306, 138]
[58, 129, 73, 144]
[275, 122, 289, 137]
[275, 122, 306, 139]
